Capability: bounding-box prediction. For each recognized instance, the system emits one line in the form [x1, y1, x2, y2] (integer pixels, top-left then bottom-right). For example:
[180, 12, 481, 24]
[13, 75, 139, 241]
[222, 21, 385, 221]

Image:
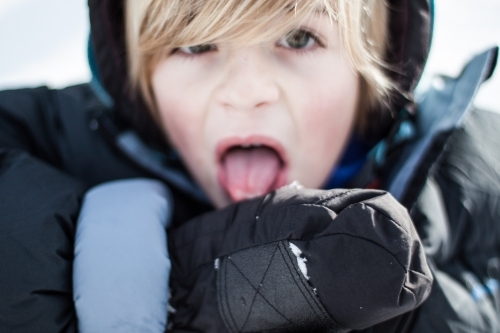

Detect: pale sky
[0, 0, 498, 111]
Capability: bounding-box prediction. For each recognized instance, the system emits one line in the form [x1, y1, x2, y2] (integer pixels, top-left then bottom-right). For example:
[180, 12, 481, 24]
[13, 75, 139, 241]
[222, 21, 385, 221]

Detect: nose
[216, 48, 280, 111]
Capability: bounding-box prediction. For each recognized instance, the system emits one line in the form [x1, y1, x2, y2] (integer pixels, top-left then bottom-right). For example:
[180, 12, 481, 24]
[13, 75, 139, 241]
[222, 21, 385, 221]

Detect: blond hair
[125, 0, 392, 134]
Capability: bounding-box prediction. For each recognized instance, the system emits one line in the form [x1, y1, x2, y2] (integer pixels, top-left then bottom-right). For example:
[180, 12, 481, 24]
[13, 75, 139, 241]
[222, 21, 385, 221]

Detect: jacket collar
[387, 47, 498, 207]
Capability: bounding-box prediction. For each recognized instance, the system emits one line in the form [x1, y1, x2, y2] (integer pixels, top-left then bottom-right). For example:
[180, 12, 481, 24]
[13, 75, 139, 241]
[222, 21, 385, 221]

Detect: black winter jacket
[1, 0, 499, 332]
[0, 85, 431, 332]
[0, 50, 498, 332]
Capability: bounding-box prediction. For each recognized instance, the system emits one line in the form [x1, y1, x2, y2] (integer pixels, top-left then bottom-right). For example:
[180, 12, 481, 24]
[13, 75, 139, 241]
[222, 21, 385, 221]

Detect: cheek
[291, 70, 359, 186]
[162, 109, 202, 163]
[305, 85, 357, 138]
[151, 63, 207, 166]
[302, 77, 358, 143]
[152, 60, 232, 207]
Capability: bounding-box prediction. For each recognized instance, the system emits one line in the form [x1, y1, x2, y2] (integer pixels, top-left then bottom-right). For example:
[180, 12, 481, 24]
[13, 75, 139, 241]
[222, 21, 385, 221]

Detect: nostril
[225, 82, 279, 110]
[255, 100, 270, 108]
[217, 85, 279, 111]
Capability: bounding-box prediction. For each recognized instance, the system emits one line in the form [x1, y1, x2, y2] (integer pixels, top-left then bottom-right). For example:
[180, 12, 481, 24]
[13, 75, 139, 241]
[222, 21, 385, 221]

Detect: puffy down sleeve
[74, 178, 173, 333]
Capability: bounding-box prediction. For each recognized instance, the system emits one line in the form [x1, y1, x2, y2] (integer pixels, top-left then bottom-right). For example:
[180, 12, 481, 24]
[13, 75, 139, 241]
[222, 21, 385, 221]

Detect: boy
[0, 0, 498, 333]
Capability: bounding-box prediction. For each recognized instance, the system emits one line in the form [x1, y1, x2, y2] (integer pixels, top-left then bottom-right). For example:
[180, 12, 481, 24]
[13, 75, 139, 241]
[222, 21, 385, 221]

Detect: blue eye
[178, 44, 216, 55]
[278, 29, 317, 49]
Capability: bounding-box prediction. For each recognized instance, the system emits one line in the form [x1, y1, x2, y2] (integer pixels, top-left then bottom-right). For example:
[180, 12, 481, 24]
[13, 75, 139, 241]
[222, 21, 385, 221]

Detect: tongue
[222, 146, 281, 202]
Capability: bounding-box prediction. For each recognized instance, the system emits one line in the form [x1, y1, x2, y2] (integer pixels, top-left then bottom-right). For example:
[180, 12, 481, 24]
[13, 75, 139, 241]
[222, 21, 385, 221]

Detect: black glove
[168, 187, 433, 332]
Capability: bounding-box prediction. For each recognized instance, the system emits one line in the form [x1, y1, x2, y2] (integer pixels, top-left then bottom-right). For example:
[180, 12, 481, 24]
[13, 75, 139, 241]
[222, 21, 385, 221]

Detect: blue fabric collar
[323, 136, 372, 189]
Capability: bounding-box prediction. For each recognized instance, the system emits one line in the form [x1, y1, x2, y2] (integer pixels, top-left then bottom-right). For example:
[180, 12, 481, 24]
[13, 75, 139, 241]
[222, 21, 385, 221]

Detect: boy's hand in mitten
[168, 187, 433, 332]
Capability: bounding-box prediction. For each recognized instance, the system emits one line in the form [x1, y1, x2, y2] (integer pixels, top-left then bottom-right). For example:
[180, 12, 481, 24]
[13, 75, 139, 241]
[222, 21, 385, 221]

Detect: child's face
[152, 14, 359, 207]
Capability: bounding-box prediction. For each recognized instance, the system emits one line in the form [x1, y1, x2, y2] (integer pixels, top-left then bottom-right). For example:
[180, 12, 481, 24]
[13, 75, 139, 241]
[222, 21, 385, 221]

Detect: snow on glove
[168, 187, 433, 332]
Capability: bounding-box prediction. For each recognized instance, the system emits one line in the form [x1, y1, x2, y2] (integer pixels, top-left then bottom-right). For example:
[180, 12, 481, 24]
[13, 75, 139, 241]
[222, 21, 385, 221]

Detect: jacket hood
[88, 0, 432, 146]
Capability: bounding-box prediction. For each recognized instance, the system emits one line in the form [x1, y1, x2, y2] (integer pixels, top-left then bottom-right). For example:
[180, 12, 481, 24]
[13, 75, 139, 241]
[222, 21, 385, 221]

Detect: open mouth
[216, 137, 288, 202]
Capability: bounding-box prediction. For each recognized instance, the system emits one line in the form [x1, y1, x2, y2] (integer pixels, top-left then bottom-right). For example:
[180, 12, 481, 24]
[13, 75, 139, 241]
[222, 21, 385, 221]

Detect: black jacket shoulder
[0, 85, 152, 187]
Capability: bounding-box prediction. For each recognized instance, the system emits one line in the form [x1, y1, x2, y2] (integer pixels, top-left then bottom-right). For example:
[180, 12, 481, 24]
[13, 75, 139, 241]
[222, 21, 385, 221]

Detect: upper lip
[216, 135, 288, 166]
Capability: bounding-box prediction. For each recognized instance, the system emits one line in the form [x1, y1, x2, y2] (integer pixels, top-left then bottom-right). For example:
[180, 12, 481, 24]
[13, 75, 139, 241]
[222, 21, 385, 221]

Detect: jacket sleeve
[74, 178, 172, 333]
[0, 148, 85, 333]
[167, 187, 433, 332]
[408, 109, 500, 333]
[0, 88, 88, 332]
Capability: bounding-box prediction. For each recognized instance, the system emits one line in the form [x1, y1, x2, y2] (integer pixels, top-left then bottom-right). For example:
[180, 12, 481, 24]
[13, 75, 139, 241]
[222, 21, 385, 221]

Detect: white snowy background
[0, 0, 499, 112]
